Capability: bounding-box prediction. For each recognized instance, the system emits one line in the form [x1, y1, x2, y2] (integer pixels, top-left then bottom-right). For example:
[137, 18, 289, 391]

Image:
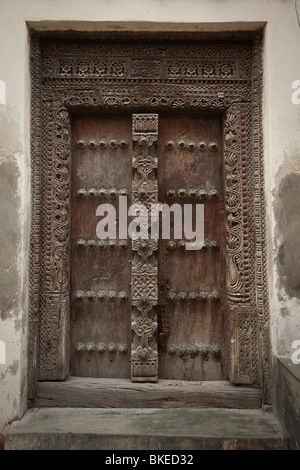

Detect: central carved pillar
[131, 114, 159, 382]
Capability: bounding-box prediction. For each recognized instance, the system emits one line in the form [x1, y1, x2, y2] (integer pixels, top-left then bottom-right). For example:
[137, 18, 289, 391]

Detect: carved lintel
[131, 114, 159, 383]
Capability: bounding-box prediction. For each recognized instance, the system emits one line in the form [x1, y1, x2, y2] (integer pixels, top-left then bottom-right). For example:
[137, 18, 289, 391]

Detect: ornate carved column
[131, 114, 159, 382]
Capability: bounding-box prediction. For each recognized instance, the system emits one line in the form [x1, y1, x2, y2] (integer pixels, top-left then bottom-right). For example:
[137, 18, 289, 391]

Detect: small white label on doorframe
[291, 340, 300, 365]
[0, 340, 6, 364]
[0, 80, 6, 105]
[291, 80, 300, 105]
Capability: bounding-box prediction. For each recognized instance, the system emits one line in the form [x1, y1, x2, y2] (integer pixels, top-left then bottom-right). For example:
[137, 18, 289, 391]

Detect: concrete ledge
[5, 408, 288, 450]
[274, 357, 300, 450]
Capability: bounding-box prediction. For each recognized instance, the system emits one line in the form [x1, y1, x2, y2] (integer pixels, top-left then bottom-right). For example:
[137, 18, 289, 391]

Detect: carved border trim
[28, 37, 42, 400]
[252, 39, 271, 405]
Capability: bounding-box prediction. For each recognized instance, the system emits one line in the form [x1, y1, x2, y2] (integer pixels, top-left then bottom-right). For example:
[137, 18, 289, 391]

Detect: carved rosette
[131, 114, 159, 382]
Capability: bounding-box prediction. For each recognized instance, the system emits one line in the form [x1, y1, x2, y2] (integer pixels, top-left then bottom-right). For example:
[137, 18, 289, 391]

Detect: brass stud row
[167, 240, 219, 251]
[77, 139, 128, 150]
[165, 140, 218, 151]
[167, 345, 221, 357]
[77, 188, 128, 198]
[167, 291, 221, 302]
[75, 290, 128, 301]
[76, 239, 128, 249]
[75, 342, 128, 354]
[167, 188, 219, 200]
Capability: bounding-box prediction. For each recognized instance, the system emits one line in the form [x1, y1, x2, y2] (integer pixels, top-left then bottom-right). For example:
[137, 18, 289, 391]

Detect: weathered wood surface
[70, 113, 226, 382]
[157, 113, 226, 381]
[70, 115, 132, 379]
[35, 378, 261, 409]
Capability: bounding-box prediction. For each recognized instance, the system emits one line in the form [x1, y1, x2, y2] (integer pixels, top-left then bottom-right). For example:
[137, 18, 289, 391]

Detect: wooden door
[70, 114, 132, 378]
[157, 114, 226, 381]
[70, 112, 226, 382]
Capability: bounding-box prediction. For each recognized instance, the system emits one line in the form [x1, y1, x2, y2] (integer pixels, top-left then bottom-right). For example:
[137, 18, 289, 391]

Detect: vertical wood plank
[70, 115, 132, 379]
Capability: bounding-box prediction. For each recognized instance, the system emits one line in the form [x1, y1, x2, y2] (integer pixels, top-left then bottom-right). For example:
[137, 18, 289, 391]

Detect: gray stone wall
[274, 357, 300, 450]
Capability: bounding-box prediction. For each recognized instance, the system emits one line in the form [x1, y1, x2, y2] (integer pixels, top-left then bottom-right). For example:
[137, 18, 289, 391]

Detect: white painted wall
[0, 0, 300, 431]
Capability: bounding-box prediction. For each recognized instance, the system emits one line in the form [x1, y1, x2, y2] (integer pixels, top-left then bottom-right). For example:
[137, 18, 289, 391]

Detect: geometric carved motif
[131, 114, 159, 382]
[29, 32, 271, 404]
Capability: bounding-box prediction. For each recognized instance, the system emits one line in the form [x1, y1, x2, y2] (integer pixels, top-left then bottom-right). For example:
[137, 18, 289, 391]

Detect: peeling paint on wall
[0, 159, 20, 319]
[0, 80, 5, 105]
[276, 173, 300, 299]
[0, 112, 22, 158]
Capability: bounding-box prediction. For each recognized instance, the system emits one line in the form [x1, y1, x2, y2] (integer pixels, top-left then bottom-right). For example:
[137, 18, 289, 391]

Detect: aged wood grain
[35, 377, 261, 409]
[70, 113, 226, 382]
[70, 115, 132, 378]
[157, 114, 226, 381]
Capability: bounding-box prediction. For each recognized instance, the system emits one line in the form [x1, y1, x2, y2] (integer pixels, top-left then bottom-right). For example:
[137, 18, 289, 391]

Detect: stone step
[5, 407, 289, 450]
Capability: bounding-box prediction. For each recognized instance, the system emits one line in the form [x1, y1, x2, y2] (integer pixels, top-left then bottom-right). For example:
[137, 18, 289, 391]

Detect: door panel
[70, 113, 226, 381]
[157, 114, 226, 380]
[70, 115, 132, 378]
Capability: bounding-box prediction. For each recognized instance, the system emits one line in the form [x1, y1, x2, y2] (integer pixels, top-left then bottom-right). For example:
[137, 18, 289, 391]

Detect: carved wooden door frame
[28, 31, 271, 405]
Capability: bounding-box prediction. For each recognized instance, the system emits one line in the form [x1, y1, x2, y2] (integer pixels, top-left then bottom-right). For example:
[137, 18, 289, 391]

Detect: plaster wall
[0, 0, 300, 431]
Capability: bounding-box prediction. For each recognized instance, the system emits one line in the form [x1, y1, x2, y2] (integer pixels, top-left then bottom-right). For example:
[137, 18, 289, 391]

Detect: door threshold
[34, 377, 261, 409]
